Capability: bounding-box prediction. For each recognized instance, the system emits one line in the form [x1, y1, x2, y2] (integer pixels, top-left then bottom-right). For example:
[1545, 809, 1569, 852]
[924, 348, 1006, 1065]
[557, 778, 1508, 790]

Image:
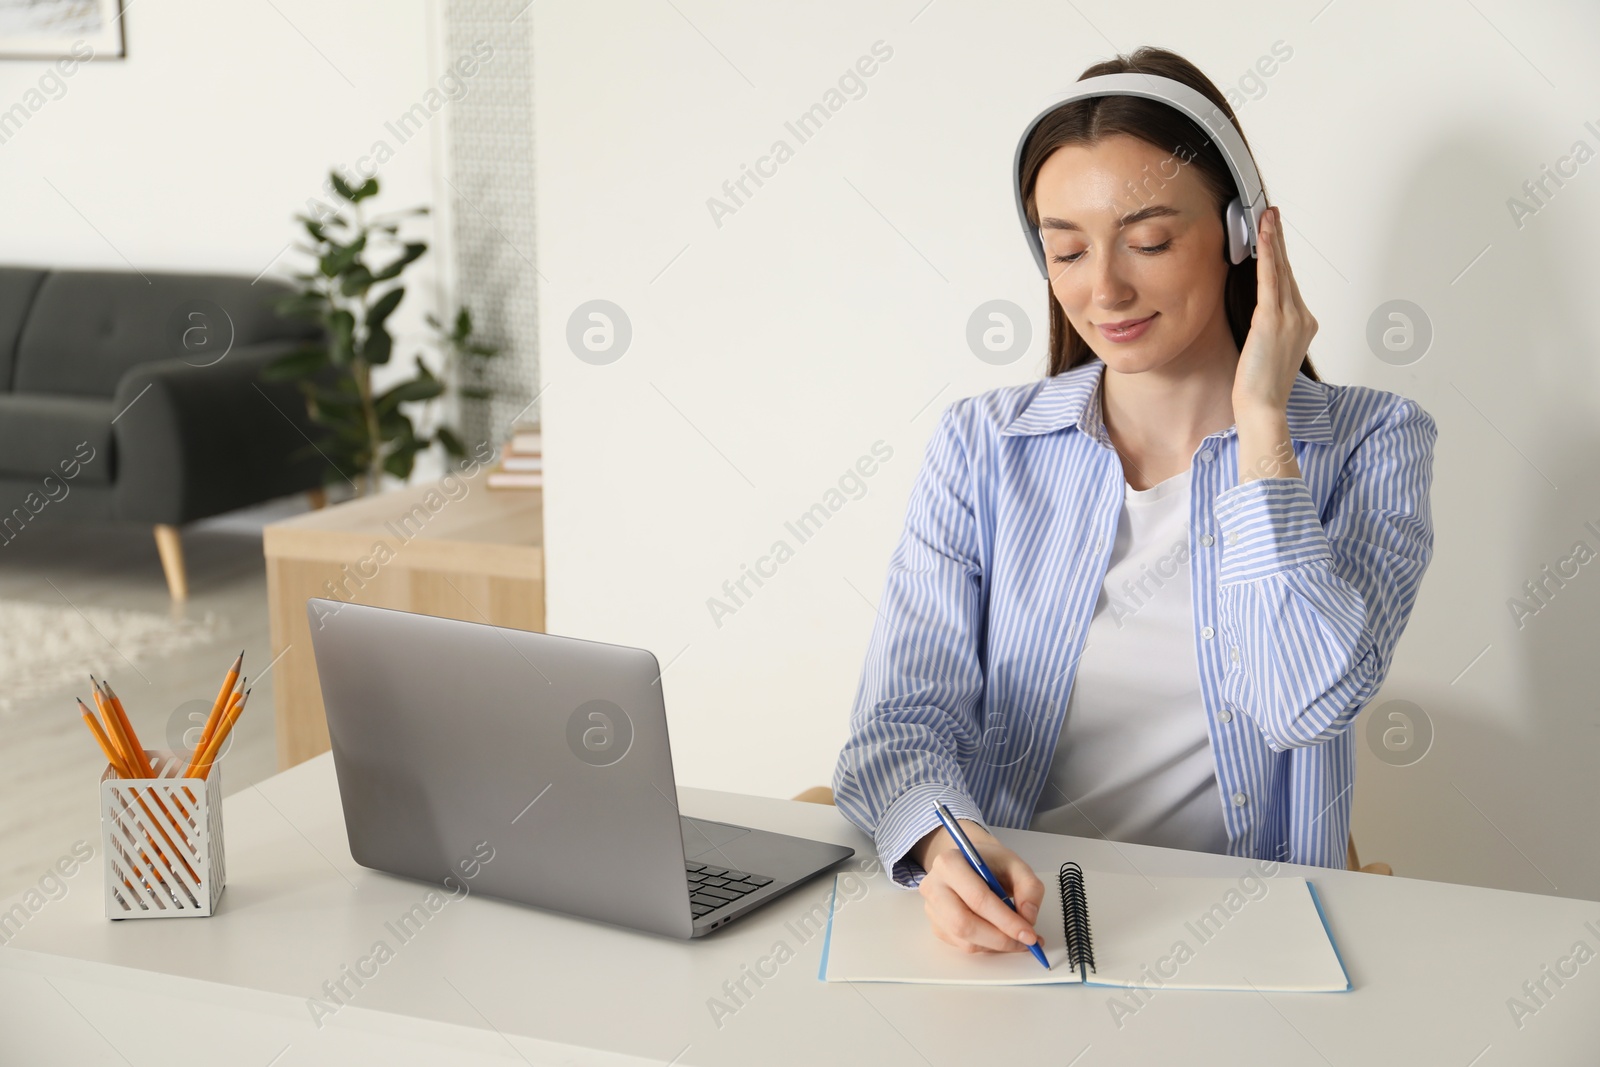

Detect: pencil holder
[100, 749, 226, 919]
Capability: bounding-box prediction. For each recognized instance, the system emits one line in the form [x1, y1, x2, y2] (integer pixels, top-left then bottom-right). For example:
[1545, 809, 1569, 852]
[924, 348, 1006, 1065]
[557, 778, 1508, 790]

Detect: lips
[1097, 313, 1157, 342]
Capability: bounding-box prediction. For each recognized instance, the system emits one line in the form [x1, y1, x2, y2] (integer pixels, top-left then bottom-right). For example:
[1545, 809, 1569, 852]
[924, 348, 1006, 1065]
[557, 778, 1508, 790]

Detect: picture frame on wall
[0, 0, 125, 61]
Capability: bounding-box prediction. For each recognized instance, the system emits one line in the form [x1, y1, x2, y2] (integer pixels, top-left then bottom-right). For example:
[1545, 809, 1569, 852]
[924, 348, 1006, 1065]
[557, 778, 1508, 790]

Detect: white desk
[2, 753, 1597, 1066]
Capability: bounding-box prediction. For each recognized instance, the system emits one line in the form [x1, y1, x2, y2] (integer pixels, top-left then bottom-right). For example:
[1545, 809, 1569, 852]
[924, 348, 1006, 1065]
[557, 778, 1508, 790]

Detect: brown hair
[1018, 46, 1320, 382]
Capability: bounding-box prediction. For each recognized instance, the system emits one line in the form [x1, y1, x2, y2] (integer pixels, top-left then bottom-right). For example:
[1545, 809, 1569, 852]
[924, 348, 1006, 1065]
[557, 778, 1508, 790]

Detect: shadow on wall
[1349, 125, 1600, 901]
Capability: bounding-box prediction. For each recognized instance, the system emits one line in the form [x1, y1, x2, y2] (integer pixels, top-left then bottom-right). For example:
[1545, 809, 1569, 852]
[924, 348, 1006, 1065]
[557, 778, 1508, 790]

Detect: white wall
[0, 0, 458, 398]
[534, 1, 1600, 900]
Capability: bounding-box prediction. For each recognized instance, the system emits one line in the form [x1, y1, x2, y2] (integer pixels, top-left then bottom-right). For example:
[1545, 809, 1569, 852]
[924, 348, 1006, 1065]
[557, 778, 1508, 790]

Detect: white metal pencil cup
[100, 749, 226, 918]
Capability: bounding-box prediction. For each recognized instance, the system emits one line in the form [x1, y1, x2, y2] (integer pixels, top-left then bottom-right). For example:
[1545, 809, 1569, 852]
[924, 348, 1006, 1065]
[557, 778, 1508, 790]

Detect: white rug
[0, 599, 224, 714]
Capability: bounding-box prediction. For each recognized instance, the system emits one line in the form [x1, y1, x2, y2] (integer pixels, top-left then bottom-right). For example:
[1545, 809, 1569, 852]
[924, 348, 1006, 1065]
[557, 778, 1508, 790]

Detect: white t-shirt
[1028, 467, 1230, 854]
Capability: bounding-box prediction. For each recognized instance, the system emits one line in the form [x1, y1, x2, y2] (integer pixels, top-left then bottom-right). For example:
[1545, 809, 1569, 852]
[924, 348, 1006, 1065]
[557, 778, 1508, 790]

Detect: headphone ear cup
[1223, 197, 1251, 264]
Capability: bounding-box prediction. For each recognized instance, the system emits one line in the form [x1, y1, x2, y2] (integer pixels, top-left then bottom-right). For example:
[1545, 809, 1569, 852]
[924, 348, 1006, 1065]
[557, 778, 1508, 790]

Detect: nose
[1085, 248, 1136, 311]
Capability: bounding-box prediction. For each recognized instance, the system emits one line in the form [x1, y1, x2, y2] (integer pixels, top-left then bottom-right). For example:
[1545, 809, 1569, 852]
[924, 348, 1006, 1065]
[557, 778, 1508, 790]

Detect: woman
[831, 46, 1437, 957]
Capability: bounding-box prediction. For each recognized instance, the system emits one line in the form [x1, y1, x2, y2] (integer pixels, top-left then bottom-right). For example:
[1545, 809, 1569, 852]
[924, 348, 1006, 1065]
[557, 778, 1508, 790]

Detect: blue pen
[933, 802, 1049, 969]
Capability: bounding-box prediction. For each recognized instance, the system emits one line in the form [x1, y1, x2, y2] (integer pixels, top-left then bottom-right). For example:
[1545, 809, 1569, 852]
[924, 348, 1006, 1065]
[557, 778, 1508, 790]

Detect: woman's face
[1033, 133, 1235, 373]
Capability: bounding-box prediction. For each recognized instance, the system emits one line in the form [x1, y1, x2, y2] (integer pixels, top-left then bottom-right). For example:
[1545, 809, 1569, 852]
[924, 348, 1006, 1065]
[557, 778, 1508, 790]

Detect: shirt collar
[997, 357, 1335, 445]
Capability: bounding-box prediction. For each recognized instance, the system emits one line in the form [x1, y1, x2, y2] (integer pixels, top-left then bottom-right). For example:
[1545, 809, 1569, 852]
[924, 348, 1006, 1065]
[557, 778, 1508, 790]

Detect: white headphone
[1012, 72, 1267, 278]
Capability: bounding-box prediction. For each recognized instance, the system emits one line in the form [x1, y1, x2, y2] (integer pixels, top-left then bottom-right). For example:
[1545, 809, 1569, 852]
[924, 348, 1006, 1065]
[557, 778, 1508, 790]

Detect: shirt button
[1232, 792, 1248, 807]
[1199, 449, 1214, 463]
[1230, 646, 1239, 663]
[1199, 533, 1214, 547]
[1218, 708, 1233, 723]
[1201, 626, 1215, 639]
[1094, 536, 1104, 552]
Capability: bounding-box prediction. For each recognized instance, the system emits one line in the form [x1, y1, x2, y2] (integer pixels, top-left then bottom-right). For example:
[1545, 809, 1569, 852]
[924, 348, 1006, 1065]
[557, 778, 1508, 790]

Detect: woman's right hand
[910, 819, 1046, 954]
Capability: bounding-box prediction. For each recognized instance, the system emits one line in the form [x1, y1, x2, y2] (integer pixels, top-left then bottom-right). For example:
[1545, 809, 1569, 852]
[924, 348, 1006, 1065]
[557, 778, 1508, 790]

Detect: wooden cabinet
[263, 469, 543, 769]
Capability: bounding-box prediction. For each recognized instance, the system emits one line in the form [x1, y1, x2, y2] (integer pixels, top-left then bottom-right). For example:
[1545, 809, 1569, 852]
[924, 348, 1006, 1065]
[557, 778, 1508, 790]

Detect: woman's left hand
[1232, 205, 1317, 420]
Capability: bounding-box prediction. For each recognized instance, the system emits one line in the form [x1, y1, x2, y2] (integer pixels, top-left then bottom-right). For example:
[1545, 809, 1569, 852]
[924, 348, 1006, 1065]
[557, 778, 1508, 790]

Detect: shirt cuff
[1214, 476, 1334, 585]
[874, 781, 987, 889]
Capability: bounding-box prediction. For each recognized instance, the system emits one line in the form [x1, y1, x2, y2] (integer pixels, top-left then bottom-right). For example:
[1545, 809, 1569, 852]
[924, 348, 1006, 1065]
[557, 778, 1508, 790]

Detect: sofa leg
[307, 487, 328, 510]
[153, 524, 188, 601]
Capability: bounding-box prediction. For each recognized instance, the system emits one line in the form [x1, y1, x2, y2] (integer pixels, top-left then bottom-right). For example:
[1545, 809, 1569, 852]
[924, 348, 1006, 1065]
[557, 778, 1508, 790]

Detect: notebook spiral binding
[1058, 861, 1095, 979]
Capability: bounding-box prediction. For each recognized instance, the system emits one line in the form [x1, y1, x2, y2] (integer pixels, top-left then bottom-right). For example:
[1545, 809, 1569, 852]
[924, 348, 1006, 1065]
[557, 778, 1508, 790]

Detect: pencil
[192, 686, 247, 779]
[87, 679, 189, 822]
[93, 681, 198, 848]
[196, 651, 244, 758]
[119, 787, 197, 888]
[180, 671, 241, 796]
[90, 679, 138, 774]
[183, 685, 242, 778]
[100, 680, 155, 779]
[76, 704, 193, 889]
[187, 687, 250, 780]
[72, 701, 162, 893]
[173, 650, 242, 806]
[76, 698, 130, 778]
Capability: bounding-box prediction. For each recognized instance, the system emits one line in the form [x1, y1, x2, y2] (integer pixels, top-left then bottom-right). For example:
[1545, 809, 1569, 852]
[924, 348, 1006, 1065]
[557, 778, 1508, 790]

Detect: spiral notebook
[820, 862, 1350, 991]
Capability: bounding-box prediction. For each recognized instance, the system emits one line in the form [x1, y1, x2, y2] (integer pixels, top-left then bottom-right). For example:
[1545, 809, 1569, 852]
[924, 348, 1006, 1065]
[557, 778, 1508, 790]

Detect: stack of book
[487, 425, 542, 489]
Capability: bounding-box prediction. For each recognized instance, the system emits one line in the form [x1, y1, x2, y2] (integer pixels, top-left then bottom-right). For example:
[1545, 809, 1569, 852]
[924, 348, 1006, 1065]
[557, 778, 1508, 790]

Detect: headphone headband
[1013, 72, 1266, 278]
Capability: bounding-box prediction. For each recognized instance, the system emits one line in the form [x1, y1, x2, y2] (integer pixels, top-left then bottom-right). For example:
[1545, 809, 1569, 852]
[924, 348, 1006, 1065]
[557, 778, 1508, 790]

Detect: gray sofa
[0, 267, 327, 598]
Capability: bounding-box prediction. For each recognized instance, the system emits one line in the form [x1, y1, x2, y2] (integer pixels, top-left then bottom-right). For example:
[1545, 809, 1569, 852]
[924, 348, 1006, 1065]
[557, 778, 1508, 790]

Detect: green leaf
[297, 209, 349, 229]
[308, 385, 363, 417]
[377, 407, 413, 438]
[454, 306, 472, 338]
[366, 206, 426, 227]
[320, 233, 367, 278]
[382, 445, 419, 480]
[316, 375, 363, 400]
[329, 171, 357, 201]
[361, 323, 392, 366]
[328, 310, 356, 365]
[262, 344, 329, 380]
[371, 242, 426, 282]
[458, 387, 493, 401]
[367, 286, 404, 330]
[351, 177, 380, 202]
[434, 425, 465, 458]
[274, 291, 326, 320]
[338, 265, 374, 297]
[324, 419, 371, 446]
[376, 376, 445, 413]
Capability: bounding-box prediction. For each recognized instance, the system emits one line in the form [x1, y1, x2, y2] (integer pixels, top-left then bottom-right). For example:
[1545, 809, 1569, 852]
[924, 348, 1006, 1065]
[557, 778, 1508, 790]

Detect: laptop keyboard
[687, 862, 774, 918]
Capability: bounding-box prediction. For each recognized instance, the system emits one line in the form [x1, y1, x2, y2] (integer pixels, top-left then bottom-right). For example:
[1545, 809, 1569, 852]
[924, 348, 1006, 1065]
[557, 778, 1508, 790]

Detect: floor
[0, 494, 318, 900]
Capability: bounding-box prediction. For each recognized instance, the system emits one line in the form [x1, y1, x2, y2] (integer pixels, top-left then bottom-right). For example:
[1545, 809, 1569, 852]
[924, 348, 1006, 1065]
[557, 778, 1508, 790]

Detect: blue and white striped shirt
[833, 357, 1437, 888]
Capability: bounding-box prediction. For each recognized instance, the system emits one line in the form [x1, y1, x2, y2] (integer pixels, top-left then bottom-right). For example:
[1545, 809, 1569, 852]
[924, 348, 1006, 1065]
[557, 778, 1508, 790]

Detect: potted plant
[264, 170, 499, 495]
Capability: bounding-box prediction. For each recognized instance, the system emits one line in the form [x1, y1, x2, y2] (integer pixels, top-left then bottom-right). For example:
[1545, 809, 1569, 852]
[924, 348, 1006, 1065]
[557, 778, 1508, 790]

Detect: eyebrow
[1039, 204, 1182, 232]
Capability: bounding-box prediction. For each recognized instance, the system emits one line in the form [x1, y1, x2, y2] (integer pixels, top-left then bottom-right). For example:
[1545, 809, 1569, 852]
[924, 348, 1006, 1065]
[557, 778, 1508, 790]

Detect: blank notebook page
[822, 867, 1349, 992]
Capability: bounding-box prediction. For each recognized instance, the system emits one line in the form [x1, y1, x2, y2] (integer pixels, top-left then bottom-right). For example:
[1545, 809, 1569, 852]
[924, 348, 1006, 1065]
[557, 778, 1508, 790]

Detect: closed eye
[1051, 240, 1173, 265]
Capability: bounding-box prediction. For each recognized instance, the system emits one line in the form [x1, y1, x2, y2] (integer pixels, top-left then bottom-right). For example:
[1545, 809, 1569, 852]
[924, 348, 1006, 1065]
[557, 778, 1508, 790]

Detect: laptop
[306, 599, 854, 938]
